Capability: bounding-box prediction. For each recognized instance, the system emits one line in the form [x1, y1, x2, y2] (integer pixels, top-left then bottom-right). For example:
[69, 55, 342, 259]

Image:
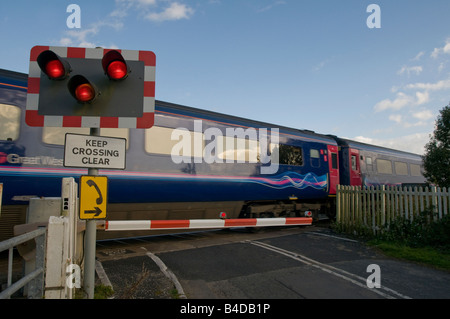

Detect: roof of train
[333, 136, 423, 160]
[155, 100, 336, 144]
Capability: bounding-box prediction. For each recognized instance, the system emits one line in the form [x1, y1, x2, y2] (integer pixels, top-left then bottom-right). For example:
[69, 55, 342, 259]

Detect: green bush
[380, 210, 450, 251]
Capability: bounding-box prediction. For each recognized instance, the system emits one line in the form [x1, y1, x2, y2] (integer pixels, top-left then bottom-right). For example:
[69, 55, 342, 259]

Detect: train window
[410, 164, 422, 177]
[366, 157, 373, 171]
[310, 149, 320, 158]
[395, 161, 408, 176]
[145, 126, 204, 158]
[277, 144, 303, 166]
[217, 136, 259, 163]
[331, 153, 338, 170]
[42, 127, 129, 148]
[351, 155, 358, 171]
[0, 104, 21, 141]
[310, 149, 320, 168]
[376, 159, 393, 175]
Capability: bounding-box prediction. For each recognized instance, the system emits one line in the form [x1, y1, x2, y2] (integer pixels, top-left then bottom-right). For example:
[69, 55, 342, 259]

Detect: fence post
[380, 185, 386, 230]
[443, 187, 448, 217]
[431, 186, 438, 221]
[336, 185, 341, 223]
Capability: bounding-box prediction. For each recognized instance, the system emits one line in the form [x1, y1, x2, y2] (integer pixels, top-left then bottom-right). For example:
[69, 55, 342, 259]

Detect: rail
[0, 227, 46, 299]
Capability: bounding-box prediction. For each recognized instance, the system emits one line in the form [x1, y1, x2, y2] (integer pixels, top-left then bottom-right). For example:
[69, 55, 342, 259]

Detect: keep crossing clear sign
[64, 133, 126, 169]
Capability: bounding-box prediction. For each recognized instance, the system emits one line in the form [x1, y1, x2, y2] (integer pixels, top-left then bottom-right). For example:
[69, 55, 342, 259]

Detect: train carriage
[333, 137, 426, 188]
[0, 68, 426, 240]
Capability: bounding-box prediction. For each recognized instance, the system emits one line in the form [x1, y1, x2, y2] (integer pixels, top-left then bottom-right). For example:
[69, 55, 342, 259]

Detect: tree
[422, 104, 450, 188]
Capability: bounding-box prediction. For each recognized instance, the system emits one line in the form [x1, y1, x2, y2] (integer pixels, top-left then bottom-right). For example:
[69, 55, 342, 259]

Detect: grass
[334, 211, 450, 272]
[74, 284, 114, 299]
[368, 240, 450, 272]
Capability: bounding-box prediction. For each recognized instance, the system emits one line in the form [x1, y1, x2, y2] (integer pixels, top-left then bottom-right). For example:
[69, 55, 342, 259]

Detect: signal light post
[26, 45, 156, 298]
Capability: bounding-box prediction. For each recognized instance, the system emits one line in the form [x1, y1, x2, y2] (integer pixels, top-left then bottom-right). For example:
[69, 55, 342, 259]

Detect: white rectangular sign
[64, 134, 126, 169]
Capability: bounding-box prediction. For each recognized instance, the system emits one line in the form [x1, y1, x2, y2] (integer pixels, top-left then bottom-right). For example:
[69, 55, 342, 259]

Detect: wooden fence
[336, 185, 450, 234]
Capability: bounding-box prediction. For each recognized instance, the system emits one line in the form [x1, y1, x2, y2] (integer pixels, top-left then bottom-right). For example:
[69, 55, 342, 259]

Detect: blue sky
[2, 0, 450, 154]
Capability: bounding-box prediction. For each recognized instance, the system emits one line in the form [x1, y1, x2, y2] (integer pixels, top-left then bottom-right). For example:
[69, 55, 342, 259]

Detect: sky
[1, 0, 450, 155]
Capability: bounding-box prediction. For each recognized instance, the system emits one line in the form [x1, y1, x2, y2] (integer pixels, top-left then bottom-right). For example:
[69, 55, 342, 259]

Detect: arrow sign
[84, 206, 102, 217]
[79, 176, 107, 220]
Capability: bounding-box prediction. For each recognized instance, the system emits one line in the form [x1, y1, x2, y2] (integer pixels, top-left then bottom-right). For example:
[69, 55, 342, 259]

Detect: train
[0, 68, 426, 240]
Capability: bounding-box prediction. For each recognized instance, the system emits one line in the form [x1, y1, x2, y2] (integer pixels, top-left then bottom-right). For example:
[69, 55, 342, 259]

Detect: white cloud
[387, 111, 432, 128]
[313, 58, 331, 72]
[146, 2, 194, 22]
[58, 0, 194, 47]
[388, 114, 402, 124]
[59, 26, 101, 48]
[431, 38, 450, 58]
[412, 110, 434, 121]
[258, 1, 287, 13]
[374, 91, 428, 112]
[397, 65, 423, 76]
[411, 51, 424, 61]
[374, 77, 450, 113]
[404, 79, 450, 91]
[415, 91, 429, 105]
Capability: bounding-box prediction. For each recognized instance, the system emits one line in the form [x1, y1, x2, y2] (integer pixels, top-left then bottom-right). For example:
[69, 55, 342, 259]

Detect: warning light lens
[68, 75, 97, 103]
[102, 50, 128, 81]
[75, 83, 96, 102]
[37, 50, 70, 80]
[107, 61, 128, 80]
[45, 60, 66, 79]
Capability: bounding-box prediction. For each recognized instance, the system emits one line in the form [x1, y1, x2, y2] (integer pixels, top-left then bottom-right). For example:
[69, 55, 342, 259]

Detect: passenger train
[0, 68, 426, 240]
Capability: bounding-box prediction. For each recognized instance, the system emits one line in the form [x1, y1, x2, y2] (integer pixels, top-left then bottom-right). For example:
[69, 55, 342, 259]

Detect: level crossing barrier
[103, 217, 313, 231]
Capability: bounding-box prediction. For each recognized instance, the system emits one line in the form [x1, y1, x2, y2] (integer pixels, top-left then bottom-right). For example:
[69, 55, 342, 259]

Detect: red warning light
[102, 50, 129, 81]
[107, 60, 128, 80]
[45, 60, 66, 79]
[75, 83, 96, 103]
[68, 75, 97, 103]
[37, 50, 70, 80]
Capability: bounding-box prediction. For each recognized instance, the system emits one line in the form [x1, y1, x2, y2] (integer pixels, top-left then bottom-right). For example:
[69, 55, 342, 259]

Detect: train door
[327, 145, 339, 194]
[349, 148, 362, 186]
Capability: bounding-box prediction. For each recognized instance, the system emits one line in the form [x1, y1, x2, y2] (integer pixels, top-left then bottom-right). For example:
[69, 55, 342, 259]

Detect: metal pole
[84, 127, 99, 299]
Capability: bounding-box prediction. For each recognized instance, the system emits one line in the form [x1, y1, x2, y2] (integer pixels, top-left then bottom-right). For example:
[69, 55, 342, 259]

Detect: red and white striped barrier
[104, 217, 312, 231]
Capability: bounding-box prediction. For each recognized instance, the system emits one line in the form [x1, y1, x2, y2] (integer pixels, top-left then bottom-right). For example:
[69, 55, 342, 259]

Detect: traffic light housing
[26, 46, 155, 128]
[37, 50, 71, 80]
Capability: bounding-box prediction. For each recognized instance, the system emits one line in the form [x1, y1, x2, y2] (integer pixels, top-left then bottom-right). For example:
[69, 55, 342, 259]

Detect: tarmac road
[96, 225, 450, 300]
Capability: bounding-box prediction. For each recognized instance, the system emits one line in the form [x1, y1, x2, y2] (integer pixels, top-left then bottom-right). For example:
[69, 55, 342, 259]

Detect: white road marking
[245, 240, 411, 299]
[304, 231, 359, 243]
[141, 247, 187, 299]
